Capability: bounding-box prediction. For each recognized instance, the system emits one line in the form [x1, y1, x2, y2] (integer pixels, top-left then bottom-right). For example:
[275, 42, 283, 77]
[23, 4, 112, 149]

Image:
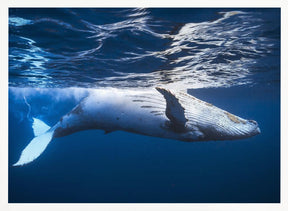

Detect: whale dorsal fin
[156, 87, 187, 130]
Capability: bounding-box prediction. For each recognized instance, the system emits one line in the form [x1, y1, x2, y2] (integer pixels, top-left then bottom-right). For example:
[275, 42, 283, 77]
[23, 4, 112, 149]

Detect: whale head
[187, 112, 261, 141]
[155, 87, 261, 142]
[182, 116, 261, 142]
[212, 118, 261, 140]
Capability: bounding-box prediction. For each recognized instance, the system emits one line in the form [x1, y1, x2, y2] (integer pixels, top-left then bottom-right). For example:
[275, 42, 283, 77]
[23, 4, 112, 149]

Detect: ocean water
[8, 8, 280, 203]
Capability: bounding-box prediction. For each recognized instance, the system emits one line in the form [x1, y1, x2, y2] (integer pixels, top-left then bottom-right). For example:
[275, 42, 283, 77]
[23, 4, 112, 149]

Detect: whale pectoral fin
[156, 87, 187, 130]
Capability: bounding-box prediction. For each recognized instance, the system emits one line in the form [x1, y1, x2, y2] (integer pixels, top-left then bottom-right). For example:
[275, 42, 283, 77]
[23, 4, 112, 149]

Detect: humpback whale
[13, 87, 260, 166]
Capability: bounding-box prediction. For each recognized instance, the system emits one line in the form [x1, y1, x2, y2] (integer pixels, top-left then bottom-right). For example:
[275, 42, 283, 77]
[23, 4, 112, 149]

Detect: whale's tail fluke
[13, 118, 54, 167]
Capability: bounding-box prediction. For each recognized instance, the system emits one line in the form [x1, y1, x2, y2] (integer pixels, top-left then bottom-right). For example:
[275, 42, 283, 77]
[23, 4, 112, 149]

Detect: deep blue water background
[9, 8, 280, 203]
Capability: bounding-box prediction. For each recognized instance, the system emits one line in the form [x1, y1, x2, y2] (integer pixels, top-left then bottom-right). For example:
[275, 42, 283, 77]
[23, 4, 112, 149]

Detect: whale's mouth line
[239, 125, 261, 137]
[235, 119, 260, 138]
[236, 126, 261, 138]
[203, 122, 261, 140]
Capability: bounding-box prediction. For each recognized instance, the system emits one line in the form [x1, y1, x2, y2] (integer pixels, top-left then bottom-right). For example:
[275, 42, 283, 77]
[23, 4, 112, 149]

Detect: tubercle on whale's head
[246, 119, 261, 136]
